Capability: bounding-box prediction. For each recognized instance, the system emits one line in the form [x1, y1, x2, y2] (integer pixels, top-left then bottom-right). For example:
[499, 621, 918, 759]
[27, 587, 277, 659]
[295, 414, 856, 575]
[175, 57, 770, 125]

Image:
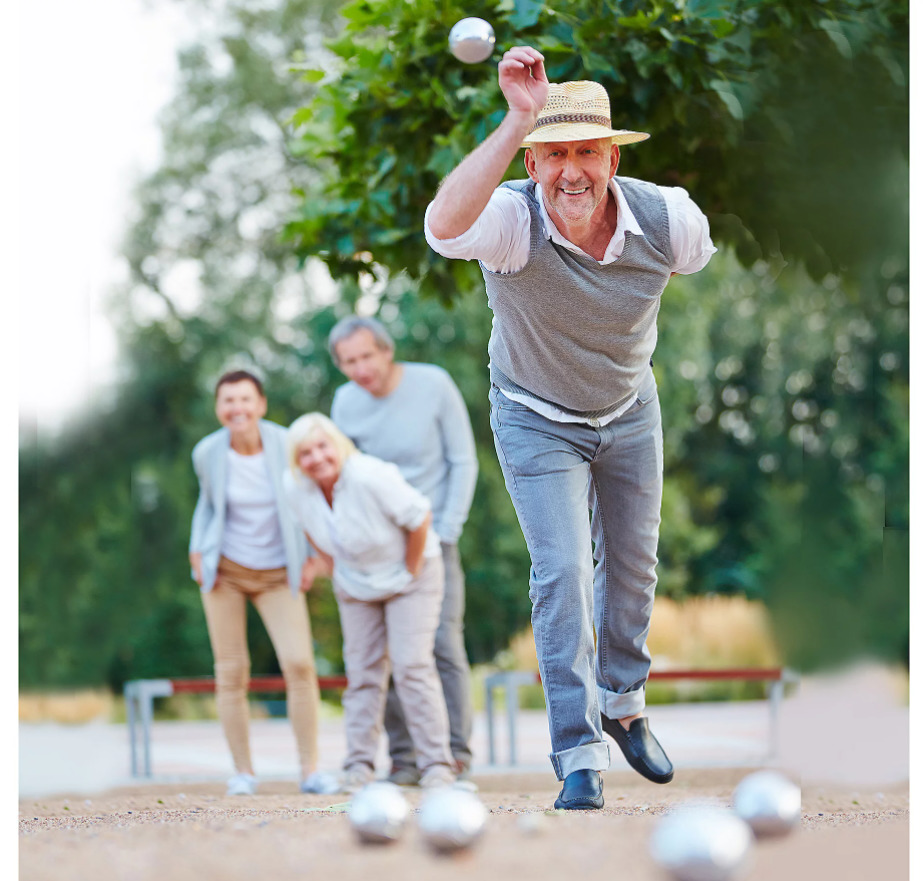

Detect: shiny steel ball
[733, 771, 801, 837]
[649, 806, 754, 881]
[418, 787, 488, 852]
[348, 782, 411, 844]
[448, 17, 496, 64]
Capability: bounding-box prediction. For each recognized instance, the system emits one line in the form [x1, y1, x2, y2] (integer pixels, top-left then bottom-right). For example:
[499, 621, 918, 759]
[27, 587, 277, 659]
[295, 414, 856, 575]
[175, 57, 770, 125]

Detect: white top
[331, 362, 478, 543]
[283, 453, 440, 601]
[424, 178, 716, 426]
[220, 449, 287, 570]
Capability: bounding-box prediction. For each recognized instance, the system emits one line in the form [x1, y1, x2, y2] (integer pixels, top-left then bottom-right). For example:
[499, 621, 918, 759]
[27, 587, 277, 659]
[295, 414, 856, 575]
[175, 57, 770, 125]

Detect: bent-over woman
[189, 370, 327, 795]
[284, 413, 455, 791]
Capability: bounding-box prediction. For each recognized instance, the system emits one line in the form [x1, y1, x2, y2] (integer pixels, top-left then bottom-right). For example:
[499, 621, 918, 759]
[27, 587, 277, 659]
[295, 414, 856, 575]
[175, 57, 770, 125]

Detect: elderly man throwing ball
[425, 46, 715, 810]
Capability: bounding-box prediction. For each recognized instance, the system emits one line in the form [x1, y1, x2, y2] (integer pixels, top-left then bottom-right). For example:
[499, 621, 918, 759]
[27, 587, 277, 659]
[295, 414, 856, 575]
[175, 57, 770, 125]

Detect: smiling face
[295, 431, 342, 487]
[525, 138, 620, 228]
[214, 379, 267, 438]
[333, 328, 396, 397]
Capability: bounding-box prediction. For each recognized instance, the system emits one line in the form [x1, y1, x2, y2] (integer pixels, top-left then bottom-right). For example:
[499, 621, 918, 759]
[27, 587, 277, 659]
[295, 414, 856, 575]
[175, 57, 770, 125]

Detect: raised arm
[427, 46, 548, 241]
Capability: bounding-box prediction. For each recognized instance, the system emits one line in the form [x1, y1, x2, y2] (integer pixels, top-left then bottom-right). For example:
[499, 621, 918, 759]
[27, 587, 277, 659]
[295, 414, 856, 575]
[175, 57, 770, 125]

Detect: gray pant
[384, 541, 473, 769]
[337, 555, 453, 773]
[488, 367, 663, 780]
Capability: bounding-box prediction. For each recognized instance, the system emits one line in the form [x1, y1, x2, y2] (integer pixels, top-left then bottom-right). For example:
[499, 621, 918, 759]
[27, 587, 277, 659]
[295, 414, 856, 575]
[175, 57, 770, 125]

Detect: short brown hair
[214, 370, 265, 398]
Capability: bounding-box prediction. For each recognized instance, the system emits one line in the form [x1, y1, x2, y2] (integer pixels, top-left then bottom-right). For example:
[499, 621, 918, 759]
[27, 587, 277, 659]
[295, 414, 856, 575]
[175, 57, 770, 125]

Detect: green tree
[19, 0, 348, 689]
[286, 0, 909, 670]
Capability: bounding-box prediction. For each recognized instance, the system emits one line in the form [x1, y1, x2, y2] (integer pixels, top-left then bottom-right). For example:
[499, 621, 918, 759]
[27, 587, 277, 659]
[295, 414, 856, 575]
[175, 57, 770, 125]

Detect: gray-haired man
[425, 47, 715, 809]
[329, 316, 478, 783]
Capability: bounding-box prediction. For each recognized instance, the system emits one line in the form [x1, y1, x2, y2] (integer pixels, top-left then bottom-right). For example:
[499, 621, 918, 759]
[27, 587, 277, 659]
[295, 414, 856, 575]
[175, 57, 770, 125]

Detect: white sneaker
[419, 765, 456, 789]
[300, 771, 341, 794]
[226, 773, 257, 796]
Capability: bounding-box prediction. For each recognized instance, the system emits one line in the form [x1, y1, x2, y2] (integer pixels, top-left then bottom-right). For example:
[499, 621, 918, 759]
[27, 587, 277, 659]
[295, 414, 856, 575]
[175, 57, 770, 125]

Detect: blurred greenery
[19, 0, 907, 691]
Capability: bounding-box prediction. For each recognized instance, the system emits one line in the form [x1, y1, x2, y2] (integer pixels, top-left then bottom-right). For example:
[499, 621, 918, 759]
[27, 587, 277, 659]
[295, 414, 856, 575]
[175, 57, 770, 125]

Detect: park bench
[124, 675, 347, 777]
[484, 667, 800, 766]
[125, 667, 798, 777]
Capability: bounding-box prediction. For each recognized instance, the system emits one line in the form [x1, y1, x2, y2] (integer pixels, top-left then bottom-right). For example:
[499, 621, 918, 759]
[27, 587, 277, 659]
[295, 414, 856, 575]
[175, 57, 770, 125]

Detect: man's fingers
[500, 46, 545, 71]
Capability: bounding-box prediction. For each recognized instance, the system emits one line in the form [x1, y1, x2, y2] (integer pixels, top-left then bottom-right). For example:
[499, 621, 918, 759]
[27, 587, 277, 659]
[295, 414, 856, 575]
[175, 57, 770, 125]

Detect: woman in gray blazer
[190, 369, 327, 796]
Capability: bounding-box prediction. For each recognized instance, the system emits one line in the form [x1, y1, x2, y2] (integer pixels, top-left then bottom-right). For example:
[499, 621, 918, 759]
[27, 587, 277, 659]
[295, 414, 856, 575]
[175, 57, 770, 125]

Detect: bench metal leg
[124, 679, 174, 778]
[126, 684, 139, 777]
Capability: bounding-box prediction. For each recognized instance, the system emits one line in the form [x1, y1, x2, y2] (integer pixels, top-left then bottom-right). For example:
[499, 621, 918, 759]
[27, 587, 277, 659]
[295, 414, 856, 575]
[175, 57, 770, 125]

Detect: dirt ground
[19, 767, 908, 881]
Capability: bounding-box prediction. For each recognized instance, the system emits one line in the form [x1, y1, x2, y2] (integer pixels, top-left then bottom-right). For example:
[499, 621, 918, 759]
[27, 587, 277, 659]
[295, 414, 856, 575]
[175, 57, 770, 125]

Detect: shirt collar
[534, 177, 645, 261]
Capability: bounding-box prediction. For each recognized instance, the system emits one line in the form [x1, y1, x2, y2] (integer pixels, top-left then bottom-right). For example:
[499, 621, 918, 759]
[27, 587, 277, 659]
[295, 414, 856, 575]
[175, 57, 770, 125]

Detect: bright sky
[16, 0, 193, 434]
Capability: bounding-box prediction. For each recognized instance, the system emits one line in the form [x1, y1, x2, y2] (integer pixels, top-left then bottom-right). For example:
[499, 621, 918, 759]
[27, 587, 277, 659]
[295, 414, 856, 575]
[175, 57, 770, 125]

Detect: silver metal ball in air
[448, 17, 496, 64]
[347, 782, 411, 844]
[649, 806, 754, 881]
[417, 786, 488, 852]
[732, 770, 801, 837]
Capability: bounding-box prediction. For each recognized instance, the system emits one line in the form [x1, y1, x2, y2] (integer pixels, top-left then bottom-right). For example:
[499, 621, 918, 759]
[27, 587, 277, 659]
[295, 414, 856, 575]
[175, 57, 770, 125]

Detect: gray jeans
[488, 367, 663, 780]
[337, 555, 453, 773]
[384, 541, 473, 768]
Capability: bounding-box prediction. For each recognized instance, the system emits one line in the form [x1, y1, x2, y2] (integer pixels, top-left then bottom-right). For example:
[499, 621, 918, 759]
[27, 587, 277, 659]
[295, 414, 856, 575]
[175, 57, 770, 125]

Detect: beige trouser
[201, 556, 320, 778]
[337, 555, 452, 773]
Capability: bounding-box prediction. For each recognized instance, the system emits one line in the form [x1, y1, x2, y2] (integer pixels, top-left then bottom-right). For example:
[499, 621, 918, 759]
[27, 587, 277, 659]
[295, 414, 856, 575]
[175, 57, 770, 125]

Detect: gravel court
[19, 770, 909, 881]
[19, 692, 910, 881]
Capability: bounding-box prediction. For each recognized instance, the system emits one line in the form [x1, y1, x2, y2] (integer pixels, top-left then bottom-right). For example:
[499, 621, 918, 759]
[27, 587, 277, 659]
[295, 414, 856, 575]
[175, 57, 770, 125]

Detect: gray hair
[328, 315, 394, 366]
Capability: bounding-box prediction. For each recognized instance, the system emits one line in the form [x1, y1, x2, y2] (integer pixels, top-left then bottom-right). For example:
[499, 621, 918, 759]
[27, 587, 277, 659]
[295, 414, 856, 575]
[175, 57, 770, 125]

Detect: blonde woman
[284, 413, 456, 792]
[189, 370, 329, 796]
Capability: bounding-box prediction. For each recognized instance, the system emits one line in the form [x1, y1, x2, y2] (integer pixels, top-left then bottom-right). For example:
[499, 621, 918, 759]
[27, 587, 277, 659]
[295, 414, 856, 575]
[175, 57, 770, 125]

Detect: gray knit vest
[482, 176, 673, 418]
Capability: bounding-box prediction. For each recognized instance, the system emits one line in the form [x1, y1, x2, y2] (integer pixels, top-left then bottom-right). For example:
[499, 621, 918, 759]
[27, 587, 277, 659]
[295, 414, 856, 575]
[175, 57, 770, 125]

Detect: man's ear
[524, 147, 539, 182]
[610, 143, 621, 177]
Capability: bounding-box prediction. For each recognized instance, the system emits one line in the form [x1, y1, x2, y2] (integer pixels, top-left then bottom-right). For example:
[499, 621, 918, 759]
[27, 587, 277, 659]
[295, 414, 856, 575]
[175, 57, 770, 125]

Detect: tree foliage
[285, 0, 907, 296]
[19, 0, 908, 689]
[285, 0, 909, 670]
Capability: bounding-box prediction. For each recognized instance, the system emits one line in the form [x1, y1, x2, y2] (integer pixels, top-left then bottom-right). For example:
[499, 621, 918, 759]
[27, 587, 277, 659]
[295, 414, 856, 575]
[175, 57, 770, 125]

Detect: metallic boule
[732, 770, 801, 837]
[348, 782, 410, 844]
[649, 805, 754, 881]
[448, 17, 496, 64]
[417, 786, 487, 852]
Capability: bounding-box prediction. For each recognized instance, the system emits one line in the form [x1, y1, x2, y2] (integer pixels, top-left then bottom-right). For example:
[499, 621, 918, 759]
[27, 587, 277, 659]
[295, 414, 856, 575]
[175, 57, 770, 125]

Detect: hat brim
[522, 123, 650, 148]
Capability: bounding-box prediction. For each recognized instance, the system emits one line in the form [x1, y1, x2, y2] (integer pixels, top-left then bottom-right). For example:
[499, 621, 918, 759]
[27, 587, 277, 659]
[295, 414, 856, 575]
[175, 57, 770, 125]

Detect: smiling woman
[283, 413, 456, 792]
[188, 370, 323, 797]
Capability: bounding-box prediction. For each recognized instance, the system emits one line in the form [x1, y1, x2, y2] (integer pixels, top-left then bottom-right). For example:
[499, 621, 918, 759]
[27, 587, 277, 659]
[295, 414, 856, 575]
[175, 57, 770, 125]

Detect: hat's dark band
[529, 112, 611, 133]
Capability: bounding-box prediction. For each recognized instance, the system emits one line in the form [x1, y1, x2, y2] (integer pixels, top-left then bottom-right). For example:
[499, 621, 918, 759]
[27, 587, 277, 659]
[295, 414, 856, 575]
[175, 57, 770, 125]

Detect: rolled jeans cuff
[598, 685, 646, 720]
[550, 741, 611, 781]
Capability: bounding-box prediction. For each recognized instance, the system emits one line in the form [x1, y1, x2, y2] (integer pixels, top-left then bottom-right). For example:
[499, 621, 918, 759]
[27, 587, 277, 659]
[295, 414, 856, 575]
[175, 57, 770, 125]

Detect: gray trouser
[383, 541, 473, 768]
[488, 366, 663, 780]
[337, 555, 453, 773]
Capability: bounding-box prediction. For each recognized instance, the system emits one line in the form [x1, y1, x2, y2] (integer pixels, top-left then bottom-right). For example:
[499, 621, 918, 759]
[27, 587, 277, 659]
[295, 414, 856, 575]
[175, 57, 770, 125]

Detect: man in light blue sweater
[329, 316, 478, 783]
[425, 47, 716, 809]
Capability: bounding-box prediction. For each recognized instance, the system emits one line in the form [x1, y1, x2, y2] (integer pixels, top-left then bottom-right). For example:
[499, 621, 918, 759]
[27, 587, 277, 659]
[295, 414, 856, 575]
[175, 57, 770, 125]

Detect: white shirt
[423, 178, 716, 426]
[283, 453, 440, 601]
[220, 449, 288, 570]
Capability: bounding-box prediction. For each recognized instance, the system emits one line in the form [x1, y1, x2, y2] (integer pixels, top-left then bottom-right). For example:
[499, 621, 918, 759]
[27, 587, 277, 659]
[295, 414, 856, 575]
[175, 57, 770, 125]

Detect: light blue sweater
[189, 420, 308, 595]
[331, 362, 478, 544]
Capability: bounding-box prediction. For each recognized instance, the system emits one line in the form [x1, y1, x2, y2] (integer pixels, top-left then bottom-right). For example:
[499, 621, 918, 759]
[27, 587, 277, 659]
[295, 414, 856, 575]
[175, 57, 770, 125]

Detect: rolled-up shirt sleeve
[369, 461, 432, 531]
[423, 188, 531, 273]
[661, 186, 717, 275]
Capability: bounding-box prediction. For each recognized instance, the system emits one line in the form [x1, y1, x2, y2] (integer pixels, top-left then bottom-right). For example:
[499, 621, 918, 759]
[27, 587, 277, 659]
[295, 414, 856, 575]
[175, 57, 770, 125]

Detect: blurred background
[17, 0, 908, 724]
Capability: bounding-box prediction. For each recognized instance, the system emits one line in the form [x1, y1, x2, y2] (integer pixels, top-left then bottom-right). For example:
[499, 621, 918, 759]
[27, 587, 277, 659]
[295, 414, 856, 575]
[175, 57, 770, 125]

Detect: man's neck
[544, 190, 618, 262]
[373, 362, 404, 398]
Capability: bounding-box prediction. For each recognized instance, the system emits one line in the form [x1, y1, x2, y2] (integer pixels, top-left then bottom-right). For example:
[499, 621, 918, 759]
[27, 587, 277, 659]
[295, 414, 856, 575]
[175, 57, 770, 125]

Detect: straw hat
[522, 80, 649, 147]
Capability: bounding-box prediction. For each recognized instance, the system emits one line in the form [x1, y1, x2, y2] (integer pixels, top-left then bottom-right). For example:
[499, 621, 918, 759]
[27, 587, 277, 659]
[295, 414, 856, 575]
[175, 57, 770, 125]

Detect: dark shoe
[386, 764, 421, 786]
[601, 715, 674, 784]
[553, 769, 604, 810]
